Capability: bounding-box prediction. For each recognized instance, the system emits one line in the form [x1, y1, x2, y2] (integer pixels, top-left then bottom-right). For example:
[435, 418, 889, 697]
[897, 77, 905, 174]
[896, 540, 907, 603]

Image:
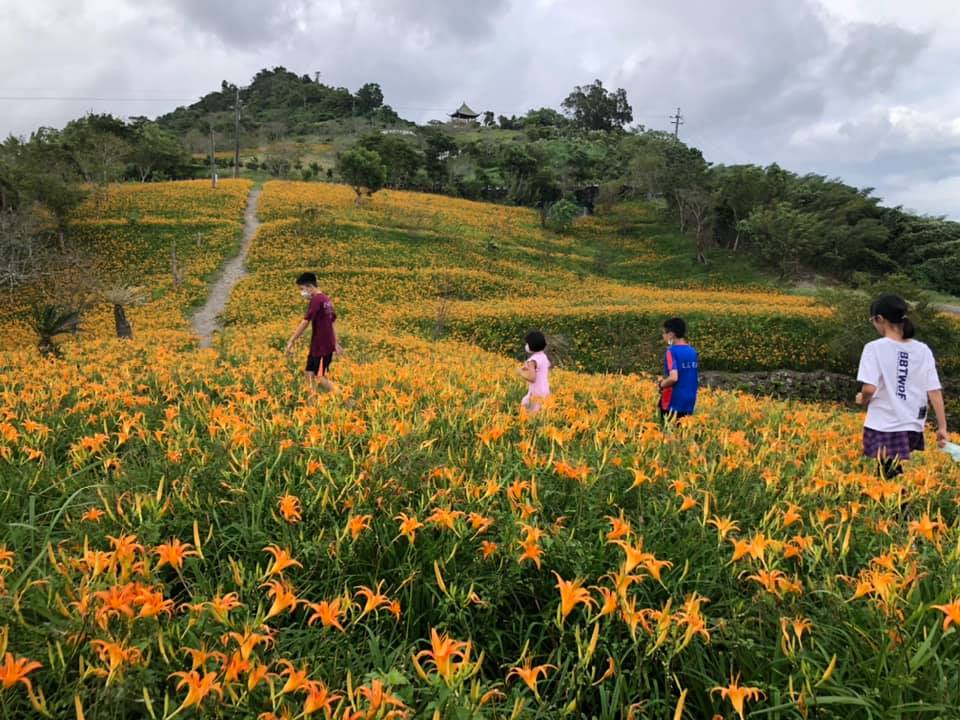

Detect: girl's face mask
[524, 343, 531, 353]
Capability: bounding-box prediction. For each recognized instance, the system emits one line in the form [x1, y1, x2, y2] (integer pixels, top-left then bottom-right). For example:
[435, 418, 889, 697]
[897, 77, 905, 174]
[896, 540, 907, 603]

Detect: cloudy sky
[2, 0, 959, 217]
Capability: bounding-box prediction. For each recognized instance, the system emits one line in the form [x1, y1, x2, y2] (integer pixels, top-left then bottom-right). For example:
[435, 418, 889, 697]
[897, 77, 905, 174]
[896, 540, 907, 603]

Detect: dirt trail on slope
[192, 188, 260, 348]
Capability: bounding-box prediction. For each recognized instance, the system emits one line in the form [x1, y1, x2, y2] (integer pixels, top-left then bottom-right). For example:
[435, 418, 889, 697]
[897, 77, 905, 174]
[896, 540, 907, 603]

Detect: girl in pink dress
[518, 330, 550, 415]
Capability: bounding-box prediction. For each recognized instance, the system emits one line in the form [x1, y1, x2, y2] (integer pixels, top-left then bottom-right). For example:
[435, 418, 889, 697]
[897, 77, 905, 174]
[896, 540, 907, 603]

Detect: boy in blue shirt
[658, 317, 699, 421]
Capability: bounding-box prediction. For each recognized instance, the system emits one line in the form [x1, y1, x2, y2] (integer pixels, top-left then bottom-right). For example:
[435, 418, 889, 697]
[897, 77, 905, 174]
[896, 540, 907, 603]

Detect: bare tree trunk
[114, 304, 133, 339]
[696, 218, 708, 264]
[675, 190, 687, 233]
[730, 208, 740, 251]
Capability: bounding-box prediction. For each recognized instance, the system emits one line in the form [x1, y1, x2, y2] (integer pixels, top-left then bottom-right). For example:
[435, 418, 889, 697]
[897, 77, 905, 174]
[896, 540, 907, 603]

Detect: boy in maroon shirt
[285, 272, 341, 393]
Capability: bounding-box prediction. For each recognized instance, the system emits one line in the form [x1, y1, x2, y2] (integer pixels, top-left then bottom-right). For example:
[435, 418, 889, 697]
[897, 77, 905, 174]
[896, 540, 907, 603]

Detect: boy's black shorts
[305, 353, 333, 376]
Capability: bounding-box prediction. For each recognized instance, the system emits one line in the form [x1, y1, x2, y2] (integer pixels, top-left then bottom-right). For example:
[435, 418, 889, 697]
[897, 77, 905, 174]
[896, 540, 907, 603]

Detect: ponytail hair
[870, 294, 915, 339]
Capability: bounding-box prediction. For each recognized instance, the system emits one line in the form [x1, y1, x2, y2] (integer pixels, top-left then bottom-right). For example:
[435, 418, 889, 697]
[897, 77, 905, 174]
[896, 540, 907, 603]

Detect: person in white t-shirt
[855, 294, 949, 477]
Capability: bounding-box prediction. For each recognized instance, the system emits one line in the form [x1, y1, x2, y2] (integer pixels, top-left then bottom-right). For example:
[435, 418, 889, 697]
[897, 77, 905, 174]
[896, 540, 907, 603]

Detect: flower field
[2, 180, 960, 719]
[0, 180, 251, 352]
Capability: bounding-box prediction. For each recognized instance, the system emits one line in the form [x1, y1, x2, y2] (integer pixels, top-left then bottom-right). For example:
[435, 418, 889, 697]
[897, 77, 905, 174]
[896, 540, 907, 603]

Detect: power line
[0, 95, 196, 102]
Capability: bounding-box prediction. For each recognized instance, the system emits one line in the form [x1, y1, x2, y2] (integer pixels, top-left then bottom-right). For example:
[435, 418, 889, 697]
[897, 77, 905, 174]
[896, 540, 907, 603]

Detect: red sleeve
[304, 295, 321, 321]
[665, 349, 675, 372]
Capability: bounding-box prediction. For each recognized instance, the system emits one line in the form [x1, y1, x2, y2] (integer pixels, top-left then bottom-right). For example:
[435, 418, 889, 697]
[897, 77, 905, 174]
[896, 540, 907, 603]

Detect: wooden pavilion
[448, 102, 480, 126]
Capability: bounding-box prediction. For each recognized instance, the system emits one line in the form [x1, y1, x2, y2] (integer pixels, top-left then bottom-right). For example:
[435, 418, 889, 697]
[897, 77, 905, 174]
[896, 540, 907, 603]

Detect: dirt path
[936, 304, 960, 316]
[192, 188, 260, 348]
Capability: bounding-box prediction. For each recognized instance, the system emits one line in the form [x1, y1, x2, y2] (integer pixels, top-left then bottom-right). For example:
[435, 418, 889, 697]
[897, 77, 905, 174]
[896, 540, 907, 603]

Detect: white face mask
[666, 338, 674, 346]
[524, 343, 531, 353]
[300, 289, 311, 299]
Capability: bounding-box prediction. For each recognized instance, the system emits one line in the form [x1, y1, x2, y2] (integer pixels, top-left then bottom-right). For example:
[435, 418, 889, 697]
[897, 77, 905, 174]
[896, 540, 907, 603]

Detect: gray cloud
[167, 0, 312, 47]
[829, 22, 929, 95]
[378, 0, 511, 42]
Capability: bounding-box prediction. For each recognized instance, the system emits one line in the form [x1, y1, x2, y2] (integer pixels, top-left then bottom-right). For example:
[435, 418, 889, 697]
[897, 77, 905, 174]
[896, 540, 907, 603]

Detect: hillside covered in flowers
[1, 181, 959, 719]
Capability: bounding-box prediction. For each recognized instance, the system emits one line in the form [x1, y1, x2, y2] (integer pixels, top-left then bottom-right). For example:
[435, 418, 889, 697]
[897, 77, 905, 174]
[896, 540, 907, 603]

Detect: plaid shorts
[862, 427, 925, 461]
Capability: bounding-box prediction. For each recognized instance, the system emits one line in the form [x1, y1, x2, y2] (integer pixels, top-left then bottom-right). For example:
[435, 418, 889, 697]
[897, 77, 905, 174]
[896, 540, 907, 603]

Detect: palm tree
[28, 303, 80, 357]
[103, 285, 147, 339]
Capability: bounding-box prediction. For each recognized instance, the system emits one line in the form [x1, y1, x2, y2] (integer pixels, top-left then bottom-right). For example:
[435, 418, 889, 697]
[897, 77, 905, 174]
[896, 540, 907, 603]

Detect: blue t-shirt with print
[661, 344, 699, 415]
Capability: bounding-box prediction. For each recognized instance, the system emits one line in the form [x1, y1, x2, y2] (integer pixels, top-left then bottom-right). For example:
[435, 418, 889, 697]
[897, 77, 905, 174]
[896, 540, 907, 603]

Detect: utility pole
[670, 107, 684, 138]
[233, 86, 242, 179]
[314, 71, 321, 83]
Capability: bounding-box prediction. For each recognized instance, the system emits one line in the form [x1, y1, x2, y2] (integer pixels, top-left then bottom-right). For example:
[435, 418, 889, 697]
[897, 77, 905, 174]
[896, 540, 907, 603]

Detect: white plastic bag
[943, 442, 960, 463]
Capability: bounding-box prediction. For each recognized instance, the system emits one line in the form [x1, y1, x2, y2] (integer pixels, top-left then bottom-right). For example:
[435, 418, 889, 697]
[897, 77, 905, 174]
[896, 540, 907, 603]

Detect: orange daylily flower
[306, 598, 347, 632]
[468, 512, 494, 535]
[426, 507, 463, 531]
[711, 675, 765, 720]
[612, 539, 653, 575]
[92, 584, 138, 628]
[708, 516, 739, 540]
[81, 507, 106, 522]
[413, 628, 472, 684]
[0, 653, 42, 692]
[782, 504, 803, 528]
[780, 616, 813, 652]
[303, 679, 342, 716]
[223, 652, 250, 684]
[605, 513, 632, 541]
[730, 532, 771, 564]
[0, 547, 13, 574]
[224, 627, 274, 661]
[205, 592, 245, 623]
[182, 645, 226, 671]
[675, 592, 711, 647]
[278, 659, 311, 694]
[746, 569, 788, 597]
[248, 663, 274, 692]
[278, 494, 302, 524]
[909, 513, 942, 543]
[137, 588, 175, 619]
[262, 579, 299, 619]
[517, 539, 543, 568]
[263, 545, 303, 577]
[507, 658, 556, 699]
[619, 596, 654, 640]
[480, 540, 498, 559]
[395, 512, 424, 543]
[153, 538, 197, 570]
[933, 598, 960, 631]
[356, 581, 392, 616]
[170, 670, 224, 710]
[354, 678, 406, 717]
[107, 534, 144, 567]
[553, 572, 596, 622]
[346, 514, 372, 540]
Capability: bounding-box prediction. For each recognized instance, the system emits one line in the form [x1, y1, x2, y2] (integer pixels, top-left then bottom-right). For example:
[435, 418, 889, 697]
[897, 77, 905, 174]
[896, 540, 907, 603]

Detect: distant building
[448, 102, 480, 126]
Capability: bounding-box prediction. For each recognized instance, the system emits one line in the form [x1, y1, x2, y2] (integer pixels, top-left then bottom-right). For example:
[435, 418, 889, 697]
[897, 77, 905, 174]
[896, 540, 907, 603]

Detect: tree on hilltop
[354, 83, 384, 115]
[562, 80, 633, 131]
